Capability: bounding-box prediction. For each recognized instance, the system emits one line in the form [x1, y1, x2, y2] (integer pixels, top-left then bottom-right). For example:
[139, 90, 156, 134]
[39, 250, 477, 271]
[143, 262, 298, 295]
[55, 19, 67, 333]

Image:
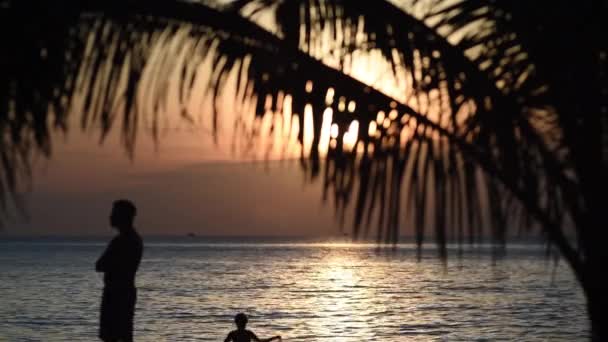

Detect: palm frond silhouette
[1, 0, 607, 339]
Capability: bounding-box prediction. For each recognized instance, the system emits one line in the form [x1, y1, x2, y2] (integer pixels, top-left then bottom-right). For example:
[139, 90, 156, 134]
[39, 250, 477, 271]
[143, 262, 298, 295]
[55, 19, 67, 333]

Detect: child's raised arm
[250, 331, 281, 342]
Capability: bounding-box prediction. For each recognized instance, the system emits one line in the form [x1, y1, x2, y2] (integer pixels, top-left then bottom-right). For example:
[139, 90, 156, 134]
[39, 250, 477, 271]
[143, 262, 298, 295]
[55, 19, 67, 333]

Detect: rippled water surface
[0, 238, 588, 341]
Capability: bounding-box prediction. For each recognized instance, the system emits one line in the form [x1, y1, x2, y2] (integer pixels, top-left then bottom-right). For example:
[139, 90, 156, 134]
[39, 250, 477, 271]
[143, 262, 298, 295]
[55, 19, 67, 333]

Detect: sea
[0, 237, 589, 341]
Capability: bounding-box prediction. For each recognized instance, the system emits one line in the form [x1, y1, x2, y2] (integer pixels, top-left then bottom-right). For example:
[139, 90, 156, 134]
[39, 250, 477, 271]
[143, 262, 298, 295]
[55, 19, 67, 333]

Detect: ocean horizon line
[0, 234, 555, 250]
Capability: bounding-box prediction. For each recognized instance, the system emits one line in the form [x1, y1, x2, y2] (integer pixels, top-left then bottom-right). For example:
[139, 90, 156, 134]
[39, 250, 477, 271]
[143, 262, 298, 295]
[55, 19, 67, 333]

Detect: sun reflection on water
[299, 252, 378, 340]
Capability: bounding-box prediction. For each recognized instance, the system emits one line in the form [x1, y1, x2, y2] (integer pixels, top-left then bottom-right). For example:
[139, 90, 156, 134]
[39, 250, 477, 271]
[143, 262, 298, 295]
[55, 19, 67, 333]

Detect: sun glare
[125, 11, 459, 162]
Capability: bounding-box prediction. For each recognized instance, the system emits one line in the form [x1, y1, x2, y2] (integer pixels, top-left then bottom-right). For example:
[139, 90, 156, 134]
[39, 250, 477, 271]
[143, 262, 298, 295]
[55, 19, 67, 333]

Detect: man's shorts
[99, 287, 137, 341]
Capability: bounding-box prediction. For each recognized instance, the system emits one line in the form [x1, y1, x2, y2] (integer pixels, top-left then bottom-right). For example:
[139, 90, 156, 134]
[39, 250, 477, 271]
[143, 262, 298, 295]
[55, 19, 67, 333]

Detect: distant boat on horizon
[187, 232, 196, 238]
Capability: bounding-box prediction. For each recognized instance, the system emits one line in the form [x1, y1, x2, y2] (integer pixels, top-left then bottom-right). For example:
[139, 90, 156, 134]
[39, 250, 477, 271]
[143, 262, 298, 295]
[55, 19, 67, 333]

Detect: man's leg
[123, 288, 136, 342]
[99, 289, 112, 342]
[111, 288, 136, 342]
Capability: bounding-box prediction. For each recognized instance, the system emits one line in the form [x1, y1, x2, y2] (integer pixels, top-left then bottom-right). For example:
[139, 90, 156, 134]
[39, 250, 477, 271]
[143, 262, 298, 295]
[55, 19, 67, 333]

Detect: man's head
[234, 313, 248, 329]
[110, 199, 137, 230]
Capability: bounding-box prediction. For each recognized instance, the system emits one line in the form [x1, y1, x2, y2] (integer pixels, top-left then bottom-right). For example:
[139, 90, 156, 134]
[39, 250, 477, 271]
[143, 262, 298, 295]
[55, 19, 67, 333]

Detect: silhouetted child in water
[224, 313, 281, 342]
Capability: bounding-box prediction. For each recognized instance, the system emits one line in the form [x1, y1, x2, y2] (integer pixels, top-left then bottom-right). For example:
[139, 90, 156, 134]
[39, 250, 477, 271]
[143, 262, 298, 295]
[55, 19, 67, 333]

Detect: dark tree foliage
[1, 0, 606, 339]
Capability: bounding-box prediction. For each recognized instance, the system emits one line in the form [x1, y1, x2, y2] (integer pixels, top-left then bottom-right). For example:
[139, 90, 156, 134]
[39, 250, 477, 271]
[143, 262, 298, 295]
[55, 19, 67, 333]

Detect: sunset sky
[2, 5, 450, 238]
[5, 126, 350, 237]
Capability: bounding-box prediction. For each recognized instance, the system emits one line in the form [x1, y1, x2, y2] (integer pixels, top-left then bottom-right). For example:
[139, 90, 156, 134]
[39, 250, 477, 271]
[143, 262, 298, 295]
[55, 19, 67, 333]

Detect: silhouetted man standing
[96, 200, 143, 342]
